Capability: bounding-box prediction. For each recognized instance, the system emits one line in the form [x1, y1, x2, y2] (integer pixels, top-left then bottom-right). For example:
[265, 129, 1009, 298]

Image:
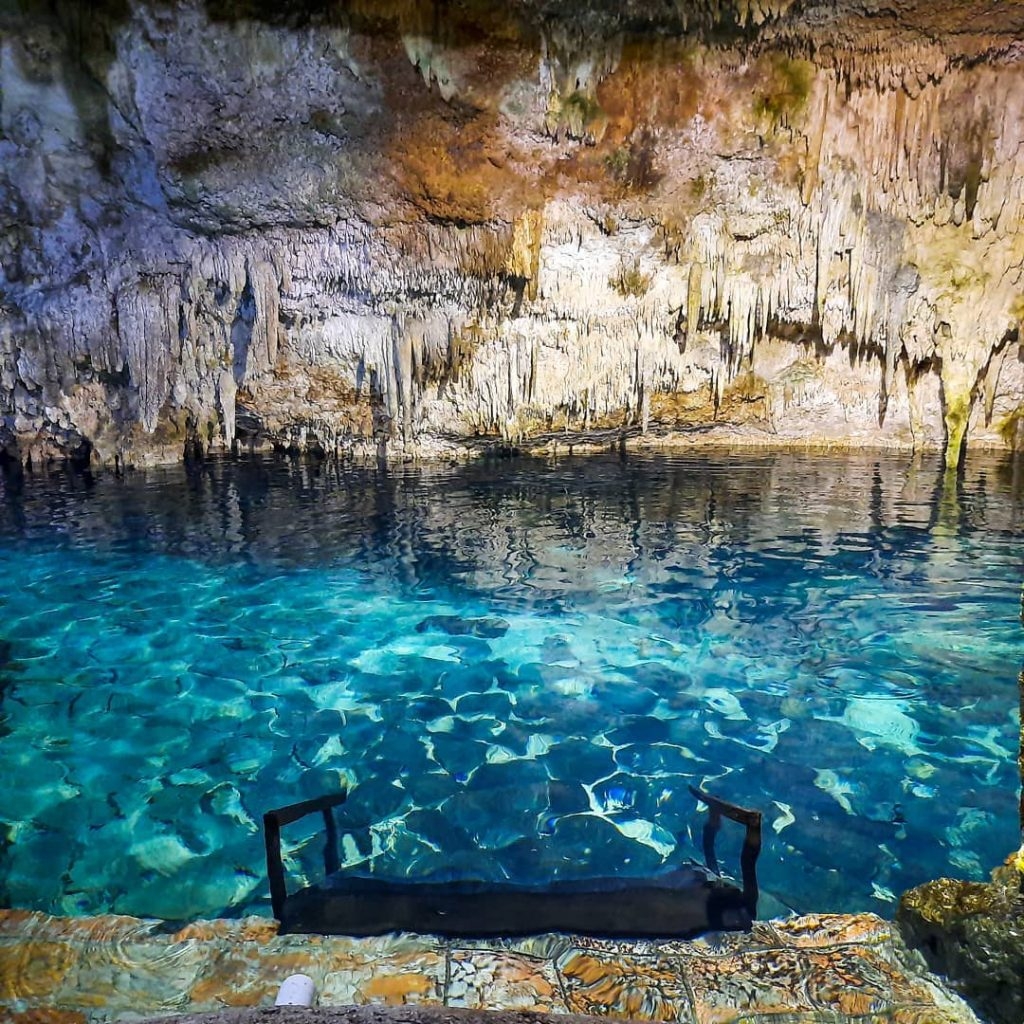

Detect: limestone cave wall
[2, 0, 1024, 467]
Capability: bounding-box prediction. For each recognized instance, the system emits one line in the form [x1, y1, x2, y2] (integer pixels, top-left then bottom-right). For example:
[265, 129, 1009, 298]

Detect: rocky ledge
[898, 852, 1024, 1024]
[0, 908, 982, 1024]
[145, 1009, 667, 1024]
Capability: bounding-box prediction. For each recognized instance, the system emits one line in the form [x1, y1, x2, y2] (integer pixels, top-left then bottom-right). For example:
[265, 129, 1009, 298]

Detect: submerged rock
[416, 615, 511, 639]
[897, 854, 1024, 1024]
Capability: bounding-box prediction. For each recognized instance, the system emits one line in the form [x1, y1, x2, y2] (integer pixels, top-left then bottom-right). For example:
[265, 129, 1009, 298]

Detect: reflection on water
[0, 451, 1020, 921]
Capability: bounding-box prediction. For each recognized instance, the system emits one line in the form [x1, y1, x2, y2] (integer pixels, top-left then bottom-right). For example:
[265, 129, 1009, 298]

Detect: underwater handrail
[264, 782, 761, 937]
[263, 790, 349, 921]
[688, 785, 762, 918]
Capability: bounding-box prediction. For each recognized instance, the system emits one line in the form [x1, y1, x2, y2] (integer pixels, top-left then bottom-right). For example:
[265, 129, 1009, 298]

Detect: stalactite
[217, 368, 236, 446]
[984, 348, 1008, 427]
[686, 263, 703, 350]
[114, 276, 178, 432]
[393, 318, 414, 442]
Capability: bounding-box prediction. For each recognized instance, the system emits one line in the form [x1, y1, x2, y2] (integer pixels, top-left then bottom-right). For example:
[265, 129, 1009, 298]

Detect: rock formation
[897, 855, 1024, 1024]
[2, 0, 1024, 467]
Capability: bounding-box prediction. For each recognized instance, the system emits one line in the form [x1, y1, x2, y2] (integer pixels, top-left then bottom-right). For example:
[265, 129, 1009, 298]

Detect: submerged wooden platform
[278, 867, 754, 939]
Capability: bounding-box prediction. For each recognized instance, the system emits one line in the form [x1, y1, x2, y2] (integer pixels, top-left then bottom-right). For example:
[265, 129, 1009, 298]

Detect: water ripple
[0, 451, 1020, 920]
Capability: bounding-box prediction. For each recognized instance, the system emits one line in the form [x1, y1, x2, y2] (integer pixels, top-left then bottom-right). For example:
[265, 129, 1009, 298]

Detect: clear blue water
[0, 452, 1020, 924]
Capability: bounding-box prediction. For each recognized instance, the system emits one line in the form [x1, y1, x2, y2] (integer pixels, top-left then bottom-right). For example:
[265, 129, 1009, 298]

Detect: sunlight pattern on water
[0, 453, 1020, 921]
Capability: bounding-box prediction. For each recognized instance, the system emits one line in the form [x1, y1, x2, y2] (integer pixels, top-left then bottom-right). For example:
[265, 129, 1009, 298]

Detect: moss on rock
[753, 54, 813, 126]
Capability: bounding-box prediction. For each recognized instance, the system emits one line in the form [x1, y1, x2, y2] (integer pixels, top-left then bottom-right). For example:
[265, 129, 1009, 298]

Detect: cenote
[0, 451, 1020, 924]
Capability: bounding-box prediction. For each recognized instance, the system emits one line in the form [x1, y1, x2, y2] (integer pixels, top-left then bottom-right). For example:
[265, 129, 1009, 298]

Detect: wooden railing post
[263, 811, 287, 922]
[262, 790, 348, 923]
[689, 785, 763, 918]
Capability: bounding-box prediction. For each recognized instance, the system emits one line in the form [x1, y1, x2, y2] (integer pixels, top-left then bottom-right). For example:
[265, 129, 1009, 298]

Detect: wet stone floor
[0, 910, 980, 1024]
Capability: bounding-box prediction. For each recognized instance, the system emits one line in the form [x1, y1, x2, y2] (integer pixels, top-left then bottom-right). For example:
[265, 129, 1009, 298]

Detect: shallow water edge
[5, 424, 1021, 474]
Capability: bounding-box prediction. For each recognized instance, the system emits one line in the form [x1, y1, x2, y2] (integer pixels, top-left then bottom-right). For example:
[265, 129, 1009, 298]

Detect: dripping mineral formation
[2, 0, 1024, 467]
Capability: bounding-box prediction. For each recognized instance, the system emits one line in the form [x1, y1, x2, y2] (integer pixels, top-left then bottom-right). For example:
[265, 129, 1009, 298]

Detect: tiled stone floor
[0, 910, 980, 1024]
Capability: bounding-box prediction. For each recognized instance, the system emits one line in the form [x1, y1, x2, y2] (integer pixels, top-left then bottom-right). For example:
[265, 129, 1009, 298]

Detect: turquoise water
[0, 452, 1020, 923]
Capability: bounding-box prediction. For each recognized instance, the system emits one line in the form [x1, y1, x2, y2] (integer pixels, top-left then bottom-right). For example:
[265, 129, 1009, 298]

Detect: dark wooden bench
[263, 785, 762, 939]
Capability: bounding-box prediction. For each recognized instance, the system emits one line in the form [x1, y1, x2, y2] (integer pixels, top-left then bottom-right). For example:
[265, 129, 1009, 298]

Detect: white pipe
[275, 974, 316, 1007]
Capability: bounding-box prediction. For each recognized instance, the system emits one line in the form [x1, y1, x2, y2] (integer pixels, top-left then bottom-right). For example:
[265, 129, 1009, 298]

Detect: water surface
[0, 452, 1020, 922]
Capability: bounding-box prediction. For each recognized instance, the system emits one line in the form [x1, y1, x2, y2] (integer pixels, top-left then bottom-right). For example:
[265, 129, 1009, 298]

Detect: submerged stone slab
[0, 909, 982, 1024]
[557, 947, 696, 1022]
[447, 950, 564, 1013]
[145, 1009, 630, 1024]
[416, 617, 511, 640]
